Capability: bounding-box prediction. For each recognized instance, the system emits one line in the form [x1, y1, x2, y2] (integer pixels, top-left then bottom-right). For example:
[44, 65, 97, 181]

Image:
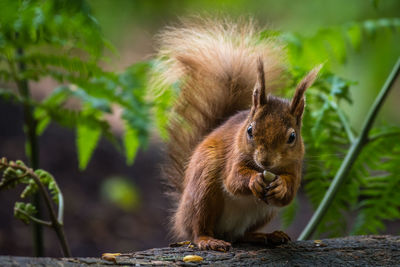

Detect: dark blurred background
[1, 0, 400, 257]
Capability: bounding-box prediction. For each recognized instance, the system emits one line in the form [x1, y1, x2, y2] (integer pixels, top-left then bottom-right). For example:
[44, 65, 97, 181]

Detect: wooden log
[1, 235, 399, 266]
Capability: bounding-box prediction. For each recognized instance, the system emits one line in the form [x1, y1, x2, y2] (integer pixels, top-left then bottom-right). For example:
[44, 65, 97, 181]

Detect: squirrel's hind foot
[195, 236, 231, 252]
[265, 230, 291, 245]
[240, 230, 291, 246]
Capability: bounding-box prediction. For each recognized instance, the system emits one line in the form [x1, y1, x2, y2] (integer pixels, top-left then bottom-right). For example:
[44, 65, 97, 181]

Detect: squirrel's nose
[260, 154, 282, 169]
[260, 159, 272, 169]
[255, 149, 272, 169]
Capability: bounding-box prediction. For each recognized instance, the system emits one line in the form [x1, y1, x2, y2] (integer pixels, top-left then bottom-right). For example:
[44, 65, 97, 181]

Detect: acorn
[263, 170, 276, 182]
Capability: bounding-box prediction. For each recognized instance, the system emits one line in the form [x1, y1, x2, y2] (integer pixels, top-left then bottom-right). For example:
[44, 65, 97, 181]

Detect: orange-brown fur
[151, 18, 321, 251]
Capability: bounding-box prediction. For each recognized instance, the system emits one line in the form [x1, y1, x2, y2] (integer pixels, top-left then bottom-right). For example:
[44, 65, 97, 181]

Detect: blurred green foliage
[101, 176, 140, 212]
[0, 0, 156, 169]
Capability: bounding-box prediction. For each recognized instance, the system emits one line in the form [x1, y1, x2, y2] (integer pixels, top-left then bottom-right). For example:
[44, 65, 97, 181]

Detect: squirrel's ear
[251, 57, 267, 113]
[290, 65, 322, 122]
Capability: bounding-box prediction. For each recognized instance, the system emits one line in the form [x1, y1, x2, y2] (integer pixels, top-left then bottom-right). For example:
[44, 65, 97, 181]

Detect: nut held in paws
[263, 170, 275, 182]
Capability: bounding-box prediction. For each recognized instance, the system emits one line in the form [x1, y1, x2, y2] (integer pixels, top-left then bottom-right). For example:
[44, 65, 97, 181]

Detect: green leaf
[35, 169, 53, 185]
[35, 115, 51, 136]
[124, 124, 140, 165]
[41, 86, 72, 107]
[0, 160, 29, 190]
[346, 23, 362, 49]
[76, 120, 101, 170]
[48, 179, 60, 205]
[14, 202, 37, 224]
[72, 87, 112, 113]
[350, 133, 400, 235]
[0, 168, 21, 190]
[3, 167, 19, 180]
[20, 180, 38, 199]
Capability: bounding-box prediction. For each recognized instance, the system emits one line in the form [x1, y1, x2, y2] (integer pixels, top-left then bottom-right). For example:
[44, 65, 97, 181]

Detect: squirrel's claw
[250, 172, 284, 204]
[265, 181, 278, 191]
[265, 231, 291, 245]
[249, 173, 269, 201]
[265, 176, 292, 206]
[262, 175, 280, 201]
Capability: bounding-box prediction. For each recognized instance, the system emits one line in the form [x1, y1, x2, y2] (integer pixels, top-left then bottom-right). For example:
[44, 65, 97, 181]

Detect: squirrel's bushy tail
[151, 18, 285, 199]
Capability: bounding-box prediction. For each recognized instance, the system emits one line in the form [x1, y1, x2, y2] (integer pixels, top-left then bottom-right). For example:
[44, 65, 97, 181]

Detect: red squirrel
[152, 18, 321, 251]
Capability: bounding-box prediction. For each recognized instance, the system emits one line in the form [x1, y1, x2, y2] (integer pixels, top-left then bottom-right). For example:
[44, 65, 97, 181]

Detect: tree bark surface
[1, 235, 399, 266]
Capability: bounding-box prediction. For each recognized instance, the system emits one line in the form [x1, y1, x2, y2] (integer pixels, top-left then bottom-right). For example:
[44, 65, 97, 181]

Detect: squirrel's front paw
[265, 176, 292, 206]
[249, 173, 273, 202]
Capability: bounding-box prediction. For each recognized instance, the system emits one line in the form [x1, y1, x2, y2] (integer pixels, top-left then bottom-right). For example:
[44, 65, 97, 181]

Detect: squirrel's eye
[247, 125, 253, 139]
[288, 131, 296, 144]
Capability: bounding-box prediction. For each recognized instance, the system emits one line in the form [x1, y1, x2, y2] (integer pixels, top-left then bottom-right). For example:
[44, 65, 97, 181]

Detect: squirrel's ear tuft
[251, 57, 267, 113]
[290, 64, 322, 121]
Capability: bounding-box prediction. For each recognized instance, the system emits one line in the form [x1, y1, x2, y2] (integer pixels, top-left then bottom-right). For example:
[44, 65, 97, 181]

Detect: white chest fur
[215, 192, 276, 241]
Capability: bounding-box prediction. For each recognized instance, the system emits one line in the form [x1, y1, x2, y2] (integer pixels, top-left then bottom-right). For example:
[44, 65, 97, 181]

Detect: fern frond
[123, 124, 140, 165]
[33, 60, 152, 167]
[0, 0, 109, 58]
[351, 133, 400, 235]
[76, 115, 102, 170]
[20, 53, 104, 78]
[270, 16, 400, 235]
[297, 71, 356, 236]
